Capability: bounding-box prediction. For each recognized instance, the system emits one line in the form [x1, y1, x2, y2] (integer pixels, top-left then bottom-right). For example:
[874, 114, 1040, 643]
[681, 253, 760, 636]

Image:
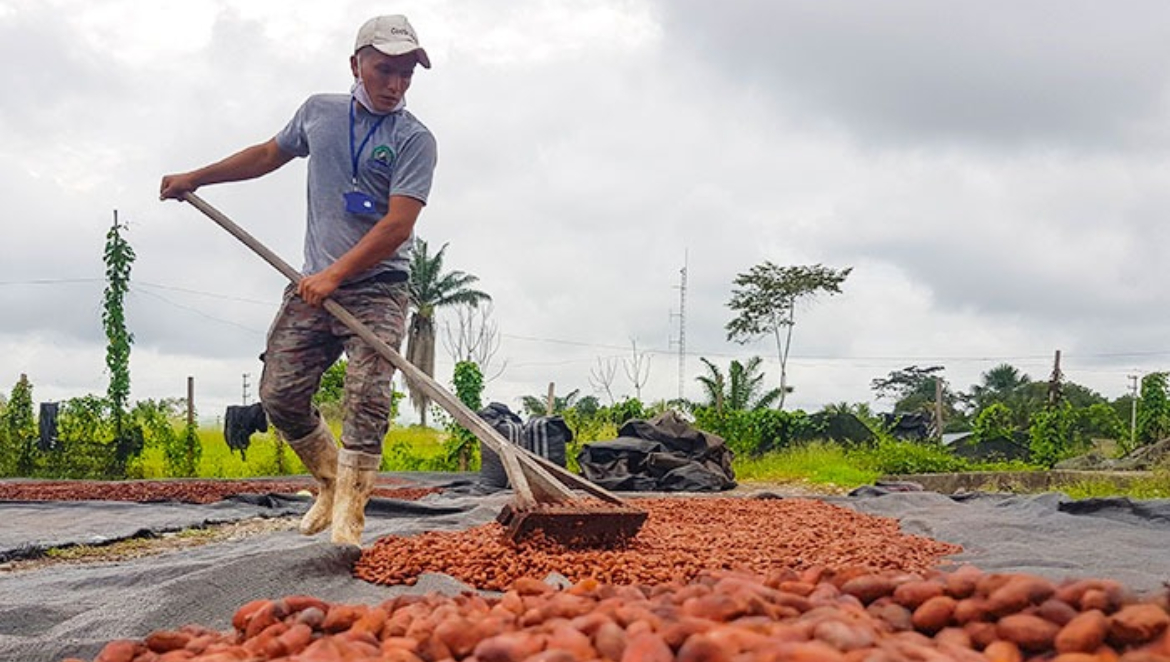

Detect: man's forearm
[190, 140, 291, 188]
[331, 218, 415, 280]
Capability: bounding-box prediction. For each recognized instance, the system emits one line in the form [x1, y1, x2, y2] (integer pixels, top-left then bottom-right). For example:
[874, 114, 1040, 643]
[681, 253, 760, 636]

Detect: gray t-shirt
[275, 93, 437, 280]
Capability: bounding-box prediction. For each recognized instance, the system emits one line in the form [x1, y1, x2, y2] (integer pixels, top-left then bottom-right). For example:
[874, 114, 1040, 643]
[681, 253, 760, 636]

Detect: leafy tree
[1030, 402, 1076, 467]
[695, 356, 782, 415]
[406, 239, 491, 427]
[1077, 402, 1125, 446]
[1110, 393, 1139, 453]
[871, 365, 963, 419]
[725, 262, 851, 409]
[972, 402, 1015, 445]
[1136, 372, 1170, 446]
[968, 364, 1030, 409]
[2, 375, 36, 475]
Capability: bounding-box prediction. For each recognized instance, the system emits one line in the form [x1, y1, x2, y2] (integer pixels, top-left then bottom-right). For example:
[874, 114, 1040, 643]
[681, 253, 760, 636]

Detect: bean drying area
[0, 474, 1168, 662]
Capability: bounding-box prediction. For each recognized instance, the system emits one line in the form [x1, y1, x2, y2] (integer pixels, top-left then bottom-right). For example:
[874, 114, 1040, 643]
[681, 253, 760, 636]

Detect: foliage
[725, 262, 851, 409]
[1, 375, 36, 475]
[382, 425, 458, 472]
[446, 361, 484, 470]
[133, 399, 182, 476]
[694, 356, 782, 414]
[313, 359, 347, 406]
[521, 388, 581, 417]
[406, 239, 491, 427]
[693, 406, 818, 457]
[964, 364, 1041, 428]
[853, 438, 970, 475]
[102, 214, 136, 435]
[972, 402, 1015, 445]
[605, 397, 647, 427]
[1077, 402, 1125, 446]
[870, 365, 964, 425]
[1136, 372, 1170, 446]
[1029, 402, 1076, 467]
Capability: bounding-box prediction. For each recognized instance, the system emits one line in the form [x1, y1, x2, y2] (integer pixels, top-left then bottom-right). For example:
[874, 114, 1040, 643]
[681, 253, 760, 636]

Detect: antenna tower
[669, 252, 689, 402]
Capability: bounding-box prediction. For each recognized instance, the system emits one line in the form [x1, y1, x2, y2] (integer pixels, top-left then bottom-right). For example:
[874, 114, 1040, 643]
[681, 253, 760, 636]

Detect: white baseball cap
[354, 15, 431, 69]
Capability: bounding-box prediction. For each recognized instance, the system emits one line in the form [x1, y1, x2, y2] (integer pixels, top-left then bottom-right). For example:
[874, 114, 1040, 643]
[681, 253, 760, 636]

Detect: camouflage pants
[259, 279, 408, 455]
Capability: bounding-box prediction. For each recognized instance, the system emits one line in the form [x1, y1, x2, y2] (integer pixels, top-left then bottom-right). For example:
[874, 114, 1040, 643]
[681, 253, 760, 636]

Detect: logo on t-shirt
[370, 145, 396, 170]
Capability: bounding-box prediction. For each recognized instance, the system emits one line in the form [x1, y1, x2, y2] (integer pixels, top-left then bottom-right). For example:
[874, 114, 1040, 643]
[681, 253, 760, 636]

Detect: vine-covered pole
[102, 209, 135, 437]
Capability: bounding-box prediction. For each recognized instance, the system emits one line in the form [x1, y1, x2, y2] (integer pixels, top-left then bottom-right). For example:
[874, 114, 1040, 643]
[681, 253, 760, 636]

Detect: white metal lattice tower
[674, 253, 688, 401]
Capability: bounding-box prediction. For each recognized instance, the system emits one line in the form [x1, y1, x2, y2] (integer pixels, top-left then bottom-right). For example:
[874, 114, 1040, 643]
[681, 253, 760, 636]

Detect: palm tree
[406, 239, 491, 426]
[695, 356, 783, 414]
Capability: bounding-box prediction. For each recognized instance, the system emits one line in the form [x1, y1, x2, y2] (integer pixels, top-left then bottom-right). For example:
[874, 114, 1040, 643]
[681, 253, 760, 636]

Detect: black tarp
[577, 411, 736, 492]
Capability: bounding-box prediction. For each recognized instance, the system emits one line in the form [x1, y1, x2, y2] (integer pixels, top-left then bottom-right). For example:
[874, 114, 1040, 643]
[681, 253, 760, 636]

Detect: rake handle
[180, 192, 620, 506]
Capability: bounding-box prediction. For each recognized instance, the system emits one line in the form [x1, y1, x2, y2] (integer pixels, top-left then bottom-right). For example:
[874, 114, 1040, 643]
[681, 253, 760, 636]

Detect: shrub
[854, 438, 969, 475]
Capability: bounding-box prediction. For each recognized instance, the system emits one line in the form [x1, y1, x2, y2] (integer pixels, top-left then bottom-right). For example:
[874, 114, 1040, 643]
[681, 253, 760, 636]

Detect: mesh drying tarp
[1, 482, 1168, 662]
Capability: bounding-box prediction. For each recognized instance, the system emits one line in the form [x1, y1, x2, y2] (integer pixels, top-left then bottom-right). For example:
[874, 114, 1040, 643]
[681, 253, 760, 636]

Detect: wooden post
[934, 377, 943, 439]
[187, 376, 195, 429]
[546, 382, 555, 415]
[1048, 350, 1063, 405]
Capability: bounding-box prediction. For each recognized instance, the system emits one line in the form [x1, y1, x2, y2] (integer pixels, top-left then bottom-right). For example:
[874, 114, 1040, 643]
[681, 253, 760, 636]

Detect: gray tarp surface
[1, 480, 1168, 662]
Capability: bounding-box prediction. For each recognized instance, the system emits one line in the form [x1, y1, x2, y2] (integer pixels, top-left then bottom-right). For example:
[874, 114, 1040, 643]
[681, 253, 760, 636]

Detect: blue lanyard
[349, 102, 389, 185]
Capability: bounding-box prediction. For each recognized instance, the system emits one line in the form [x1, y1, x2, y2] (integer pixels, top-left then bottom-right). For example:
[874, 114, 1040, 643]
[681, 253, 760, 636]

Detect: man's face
[351, 47, 417, 113]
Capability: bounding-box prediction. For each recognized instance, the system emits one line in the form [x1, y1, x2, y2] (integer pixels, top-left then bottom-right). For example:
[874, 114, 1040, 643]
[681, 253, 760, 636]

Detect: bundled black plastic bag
[477, 402, 569, 489]
[577, 410, 736, 492]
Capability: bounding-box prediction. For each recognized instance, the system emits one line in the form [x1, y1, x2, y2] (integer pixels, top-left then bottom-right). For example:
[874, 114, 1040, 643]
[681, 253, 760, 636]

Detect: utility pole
[1047, 350, 1063, 405]
[668, 252, 688, 403]
[242, 373, 251, 405]
[1129, 372, 1140, 450]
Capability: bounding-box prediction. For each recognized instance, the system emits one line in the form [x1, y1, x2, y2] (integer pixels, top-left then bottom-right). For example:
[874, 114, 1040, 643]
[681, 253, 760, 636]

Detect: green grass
[127, 425, 1170, 503]
[734, 441, 881, 489]
[133, 424, 453, 479]
[1059, 469, 1170, 499]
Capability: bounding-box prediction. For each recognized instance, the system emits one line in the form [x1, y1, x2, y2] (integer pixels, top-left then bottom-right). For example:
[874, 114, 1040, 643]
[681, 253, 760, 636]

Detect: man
[160, 15, 438, 545]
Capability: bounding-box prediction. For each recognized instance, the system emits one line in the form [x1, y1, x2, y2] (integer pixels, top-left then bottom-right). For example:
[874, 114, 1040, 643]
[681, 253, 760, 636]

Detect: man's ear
[349, 54, 360, 79]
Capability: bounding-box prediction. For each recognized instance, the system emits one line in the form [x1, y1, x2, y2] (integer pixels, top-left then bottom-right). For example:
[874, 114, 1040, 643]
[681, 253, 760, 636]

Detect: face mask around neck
[351, 79, 405, 115]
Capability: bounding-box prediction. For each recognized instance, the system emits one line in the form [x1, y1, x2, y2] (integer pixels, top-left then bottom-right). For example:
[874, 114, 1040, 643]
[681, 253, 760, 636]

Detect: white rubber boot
[286, 419, 339, 536]
[331, 449, 380, 546]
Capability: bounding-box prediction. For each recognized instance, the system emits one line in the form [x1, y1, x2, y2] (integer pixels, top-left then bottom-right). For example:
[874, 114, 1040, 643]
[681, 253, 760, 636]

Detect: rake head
[497, 502, 648, 548]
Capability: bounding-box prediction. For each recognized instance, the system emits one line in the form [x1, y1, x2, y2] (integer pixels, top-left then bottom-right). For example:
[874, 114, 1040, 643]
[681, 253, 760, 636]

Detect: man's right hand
[159, 173, 200, 201]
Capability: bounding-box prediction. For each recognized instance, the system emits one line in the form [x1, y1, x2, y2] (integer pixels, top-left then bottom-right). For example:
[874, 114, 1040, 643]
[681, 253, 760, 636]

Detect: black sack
[477, 402, 569, 489]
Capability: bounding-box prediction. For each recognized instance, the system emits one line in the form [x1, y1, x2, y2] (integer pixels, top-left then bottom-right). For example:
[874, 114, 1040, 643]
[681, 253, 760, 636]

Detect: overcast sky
[3, 0, 1170, 425]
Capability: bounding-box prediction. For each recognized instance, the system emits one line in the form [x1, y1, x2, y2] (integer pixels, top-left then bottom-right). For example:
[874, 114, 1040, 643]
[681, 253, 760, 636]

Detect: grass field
[130, 424, 1170, 499]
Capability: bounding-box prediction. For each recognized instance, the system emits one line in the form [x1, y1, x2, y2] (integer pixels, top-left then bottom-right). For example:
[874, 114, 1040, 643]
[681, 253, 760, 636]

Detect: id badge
[344, 191, 378, 215]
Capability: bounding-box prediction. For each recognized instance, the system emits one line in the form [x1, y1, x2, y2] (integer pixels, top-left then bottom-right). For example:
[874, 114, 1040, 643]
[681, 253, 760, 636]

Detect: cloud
[4, 0, 1170, 422]
[658, 0, 1170, 151]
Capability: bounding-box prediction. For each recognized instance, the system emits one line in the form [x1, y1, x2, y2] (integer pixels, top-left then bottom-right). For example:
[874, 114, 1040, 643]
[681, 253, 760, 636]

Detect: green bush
[853, 438, 970, 475]
[693, 407, 818, 456]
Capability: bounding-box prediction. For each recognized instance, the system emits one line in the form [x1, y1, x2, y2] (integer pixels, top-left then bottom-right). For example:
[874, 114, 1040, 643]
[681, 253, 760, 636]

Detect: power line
[0, 278, 102, 286]
[130, 287, 266, 335]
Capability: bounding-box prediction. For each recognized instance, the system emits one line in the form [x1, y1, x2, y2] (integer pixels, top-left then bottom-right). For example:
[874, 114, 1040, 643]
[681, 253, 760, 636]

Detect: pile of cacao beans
[70, 565, 1170, 662]
[355, 498, 964, 591]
